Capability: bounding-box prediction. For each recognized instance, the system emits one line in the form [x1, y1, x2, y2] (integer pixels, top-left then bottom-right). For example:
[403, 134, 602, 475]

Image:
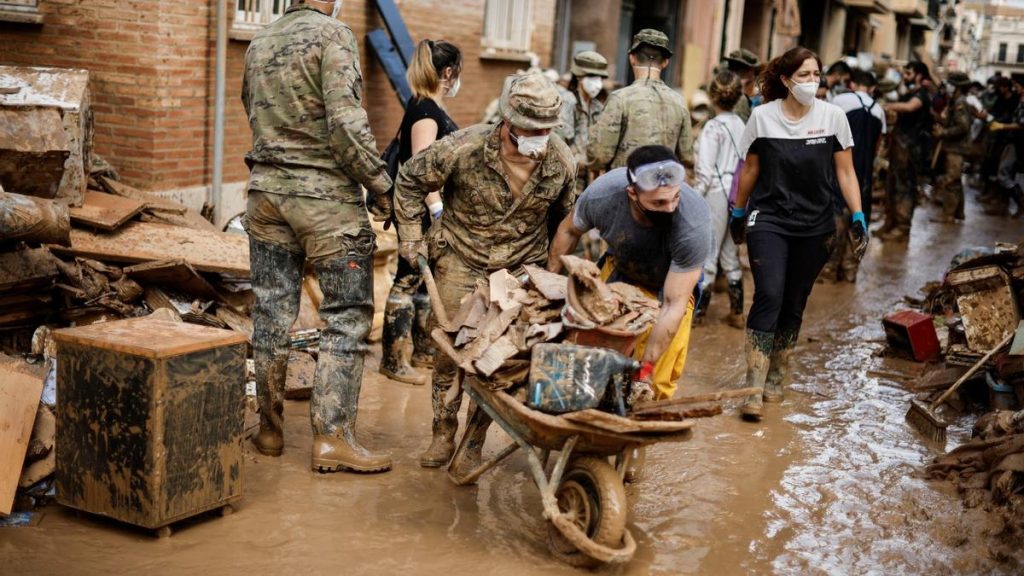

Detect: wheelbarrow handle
[418, 255, 451, 329]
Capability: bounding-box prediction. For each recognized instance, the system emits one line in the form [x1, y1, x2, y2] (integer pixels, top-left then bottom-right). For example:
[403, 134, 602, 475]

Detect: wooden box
[882, 310, 940, 362]
[53, 318, 248, 531]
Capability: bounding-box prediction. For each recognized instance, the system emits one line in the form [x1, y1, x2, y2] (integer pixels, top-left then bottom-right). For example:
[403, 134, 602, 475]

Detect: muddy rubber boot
[726, 280, 745, 330]
[623, 447, 646, 484]
[763, 328, 797, 403]
[411, 292, 436, 368]
[447, 403, 490, 482]
[691, 289, 711, 326]
[420, 417, 457, 468]
[739, 329, 773, 421]
[311, 245, 391, 474]
[379, 292, 428, 385]
[250, 238, 304, 457]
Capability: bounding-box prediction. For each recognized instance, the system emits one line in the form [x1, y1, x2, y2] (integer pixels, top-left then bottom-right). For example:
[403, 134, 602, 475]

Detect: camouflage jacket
[395, 123, 576, 272]
[242, 4, 391, 203]
[587, 77, 693, 170]
[940, 95, 972, 155]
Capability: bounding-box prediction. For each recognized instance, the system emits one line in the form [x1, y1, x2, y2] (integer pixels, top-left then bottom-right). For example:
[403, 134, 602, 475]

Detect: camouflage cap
[725, 48, 760, 70]
[570, 50, 609, 78]
[629, 28, 673, 57]
[876, 78, 899, 93]
[499, 72, 563, 130]
[947, 71, 971, 88]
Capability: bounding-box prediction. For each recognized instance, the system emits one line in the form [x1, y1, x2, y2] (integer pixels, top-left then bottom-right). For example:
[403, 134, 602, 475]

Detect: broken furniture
[53, 317, 248, 536]
[882, 310, 941, 362]
[947, 265, 1021, 353]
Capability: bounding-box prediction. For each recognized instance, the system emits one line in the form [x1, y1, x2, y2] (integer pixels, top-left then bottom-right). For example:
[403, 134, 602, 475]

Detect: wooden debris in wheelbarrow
[562, 254, 619, 324]
[631, 402, 724, 420]
[523, 264, 567, 301]
[562, 409, 694, 435]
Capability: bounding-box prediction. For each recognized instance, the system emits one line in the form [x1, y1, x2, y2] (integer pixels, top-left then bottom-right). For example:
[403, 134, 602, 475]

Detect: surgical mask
[509, 129, 549, 159]
[630, 195, 674, 228]
[788, 80, 818, 106]
[446, 77, 461, 98]
[331, 0, 342, 18]
[581, 76, 603, 99]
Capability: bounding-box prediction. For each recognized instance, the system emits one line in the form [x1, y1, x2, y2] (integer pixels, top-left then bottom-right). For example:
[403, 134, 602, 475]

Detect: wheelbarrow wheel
[547, 456, 627, 568]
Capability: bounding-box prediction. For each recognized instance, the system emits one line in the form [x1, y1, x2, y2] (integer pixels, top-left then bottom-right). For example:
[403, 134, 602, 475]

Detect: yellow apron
[600, 257, 694, 400]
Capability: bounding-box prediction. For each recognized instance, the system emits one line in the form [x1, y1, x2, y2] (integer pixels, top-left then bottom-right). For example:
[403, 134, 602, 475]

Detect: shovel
[905, 333, 1013, 445]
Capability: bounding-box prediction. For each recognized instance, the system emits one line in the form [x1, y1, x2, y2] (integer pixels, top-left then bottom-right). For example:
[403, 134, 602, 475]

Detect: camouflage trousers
[246, 191, 376, 438]
[884, 138, 919, 232]
[936, 152, 965, 220]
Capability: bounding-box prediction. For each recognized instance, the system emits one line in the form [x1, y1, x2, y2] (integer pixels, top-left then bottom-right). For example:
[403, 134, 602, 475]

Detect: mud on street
[0, 196, 1018, 575]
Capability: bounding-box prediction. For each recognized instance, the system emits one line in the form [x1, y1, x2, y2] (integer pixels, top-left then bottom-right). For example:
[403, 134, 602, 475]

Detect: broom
[906, 333, 1013, 444]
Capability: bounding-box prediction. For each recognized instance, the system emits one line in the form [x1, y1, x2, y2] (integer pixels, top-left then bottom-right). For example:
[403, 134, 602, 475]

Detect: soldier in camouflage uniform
[589, 29, 694, 172]
[555, 51, 609, 194]
[242, 0, 393, 473]
[879, 62, 932, 241]
[395, 72, 576, 474]
[932, 72, 973, 223]
[724, 49, 761, 123]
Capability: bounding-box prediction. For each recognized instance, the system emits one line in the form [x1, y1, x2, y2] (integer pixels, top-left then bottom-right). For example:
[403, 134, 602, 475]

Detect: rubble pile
[434, 255, 658, 395]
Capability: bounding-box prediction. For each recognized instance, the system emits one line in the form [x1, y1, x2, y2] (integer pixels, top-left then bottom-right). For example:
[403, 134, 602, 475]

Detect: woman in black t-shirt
[729, 46, 869, 421]
[379, 39, 461, 387]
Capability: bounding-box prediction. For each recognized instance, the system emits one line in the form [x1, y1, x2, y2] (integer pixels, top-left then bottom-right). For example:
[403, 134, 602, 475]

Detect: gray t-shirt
[573, 167, 712, 292]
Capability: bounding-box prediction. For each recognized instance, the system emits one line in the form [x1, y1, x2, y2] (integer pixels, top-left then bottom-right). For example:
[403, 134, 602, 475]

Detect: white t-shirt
[739, 99, 854, 236]
[832, 90, 887, 134]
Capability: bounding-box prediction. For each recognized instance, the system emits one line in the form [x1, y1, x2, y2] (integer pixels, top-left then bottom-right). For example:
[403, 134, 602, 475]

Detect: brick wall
[0, 0, 556, 196]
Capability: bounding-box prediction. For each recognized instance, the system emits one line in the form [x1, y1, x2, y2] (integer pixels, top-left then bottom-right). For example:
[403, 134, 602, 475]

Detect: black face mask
[631, 194, 674, 228]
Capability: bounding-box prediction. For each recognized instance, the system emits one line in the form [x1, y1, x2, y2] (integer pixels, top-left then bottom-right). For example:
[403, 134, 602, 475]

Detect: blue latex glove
[850, 211, 869, 261]
[729, 206, 747, 245]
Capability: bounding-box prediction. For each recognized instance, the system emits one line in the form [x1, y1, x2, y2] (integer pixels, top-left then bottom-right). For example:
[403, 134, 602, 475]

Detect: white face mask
[331, 0, 342, 18]
[446, 76, 461, 98]
[511, 129, 549, 159]
[581, 76, 603, 99]
[788, 80, 818, 106]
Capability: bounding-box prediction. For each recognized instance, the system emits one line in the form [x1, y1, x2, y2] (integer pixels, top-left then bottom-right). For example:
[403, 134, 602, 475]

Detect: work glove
[366, 190, 394, 223]
[849, 211, 869, 262]
[728, 206, 747, 246]
[627, 361, 656, 408]
[399, 240, 427, 267]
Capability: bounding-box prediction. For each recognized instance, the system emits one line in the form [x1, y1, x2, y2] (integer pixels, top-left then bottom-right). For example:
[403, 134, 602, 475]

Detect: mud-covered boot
[250, 238, 304, 456]
[311, 245, 391, 473]
[691, 288, 711, 326]
[764, 328, 798, 403]
[448, 404, 490, 483]
[420, 417, 457, 468]
[623, 447, 646, 483]
[379, 292, 428, 385]
[411, 292, 437, 368]
[726, 279, 746, 330]
[739, 329, 773, 421]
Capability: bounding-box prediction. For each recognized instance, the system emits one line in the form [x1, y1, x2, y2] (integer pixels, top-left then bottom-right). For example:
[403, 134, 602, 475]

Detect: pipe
[212, 0, 227, 225]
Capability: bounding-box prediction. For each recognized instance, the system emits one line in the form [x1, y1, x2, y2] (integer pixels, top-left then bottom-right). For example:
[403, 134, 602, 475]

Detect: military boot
[250, 238, 304, 456]
[447, 403, 491, 483]
[764, 328, 798, 403]
[691, 288, 711, 326]
[739, 329, 773, 421]
[411, 292, 436, 368]
[379, 292, 428, 385]
[311, 245, 391, 473]
[726, 279, 745, 330]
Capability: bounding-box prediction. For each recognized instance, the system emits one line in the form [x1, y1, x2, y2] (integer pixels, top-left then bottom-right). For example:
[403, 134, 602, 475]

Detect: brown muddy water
[3, 200, 1022, 575]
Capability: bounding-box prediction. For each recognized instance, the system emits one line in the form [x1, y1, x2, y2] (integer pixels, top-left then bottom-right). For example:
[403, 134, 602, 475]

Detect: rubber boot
[447, 403, 491, 482]
[421, 363, 461, 468]
[420, 417, 457, 468]
[250, 238, 304, 456]
[411, 292, 437, 368]
[763, 328, 798, 403]
[379, 292, 428, 385]
[691, 288, 711, 326]
[726, 279, 745, 330]
[311, 247, 391, 473]
[623, 446, 646, 484]
[739, 329, 773, 421]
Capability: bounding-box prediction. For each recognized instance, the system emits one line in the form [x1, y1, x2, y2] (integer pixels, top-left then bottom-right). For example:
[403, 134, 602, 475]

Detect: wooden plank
[69, 191, 145, 231]
[633, 387, 764, 413]
[0, 248, 58, 293]
[96, 176, 187, 215]
[562, 409, 695, 434]
[0, 367, 44, 515]
[524, 264, 567, 301]
[474, 335, 520, 377]
[123, 259, 223, 301]
[140, 207, 217, 231]
[51, 221, 250, 276]
[53, 317, 248, 360]
[215, 306, 252, 341]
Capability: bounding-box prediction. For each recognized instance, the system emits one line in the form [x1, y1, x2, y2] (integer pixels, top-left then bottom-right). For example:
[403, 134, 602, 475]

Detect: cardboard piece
[124, 259, 223, 302]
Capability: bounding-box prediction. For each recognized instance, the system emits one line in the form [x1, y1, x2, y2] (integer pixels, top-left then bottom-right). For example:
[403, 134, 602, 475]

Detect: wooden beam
[69, 191, 145, 231]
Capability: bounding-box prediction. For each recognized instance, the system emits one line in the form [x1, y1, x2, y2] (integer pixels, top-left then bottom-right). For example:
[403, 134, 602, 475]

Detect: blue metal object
[366, 28, 412, 106]
[372, 0, 416, 67]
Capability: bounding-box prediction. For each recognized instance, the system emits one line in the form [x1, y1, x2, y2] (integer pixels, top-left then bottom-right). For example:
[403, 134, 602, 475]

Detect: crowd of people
[238, 0, 1018, 474]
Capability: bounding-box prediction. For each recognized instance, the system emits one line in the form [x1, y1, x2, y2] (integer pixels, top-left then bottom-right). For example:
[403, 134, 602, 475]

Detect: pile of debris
[433, 255, 658, 395]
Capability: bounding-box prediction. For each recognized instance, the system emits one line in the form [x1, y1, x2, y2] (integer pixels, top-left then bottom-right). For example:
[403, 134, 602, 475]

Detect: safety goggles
[627, 160, 686, 191]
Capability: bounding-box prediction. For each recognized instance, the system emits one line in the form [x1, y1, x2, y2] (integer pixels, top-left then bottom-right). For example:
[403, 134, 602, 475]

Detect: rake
[906, 333, 1013, 445]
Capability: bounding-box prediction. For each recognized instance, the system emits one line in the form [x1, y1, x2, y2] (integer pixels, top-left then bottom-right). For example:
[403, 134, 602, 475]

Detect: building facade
[950, 0, 1024, 81]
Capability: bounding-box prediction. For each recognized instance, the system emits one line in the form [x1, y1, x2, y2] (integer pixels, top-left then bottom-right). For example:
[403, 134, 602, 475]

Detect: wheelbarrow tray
[465, 379, 692, 457]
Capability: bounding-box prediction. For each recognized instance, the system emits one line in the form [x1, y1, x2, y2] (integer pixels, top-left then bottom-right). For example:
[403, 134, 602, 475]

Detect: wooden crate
[53, 318, 248, 531]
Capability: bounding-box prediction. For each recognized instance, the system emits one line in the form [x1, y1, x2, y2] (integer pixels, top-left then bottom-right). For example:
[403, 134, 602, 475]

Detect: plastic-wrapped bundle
[527, 343, 639, 414]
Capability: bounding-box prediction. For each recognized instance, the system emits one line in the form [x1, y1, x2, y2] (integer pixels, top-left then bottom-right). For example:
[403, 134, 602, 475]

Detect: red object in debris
[882, 310, 941, 362]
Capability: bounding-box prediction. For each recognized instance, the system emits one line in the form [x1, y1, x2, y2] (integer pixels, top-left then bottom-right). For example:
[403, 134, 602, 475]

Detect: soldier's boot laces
[379, 293, 428, 385]
[411, 292, 437, 368]
[250, 239, 304, 457]
[740, 329, 772, 421]
[726, 279, 745, 330]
